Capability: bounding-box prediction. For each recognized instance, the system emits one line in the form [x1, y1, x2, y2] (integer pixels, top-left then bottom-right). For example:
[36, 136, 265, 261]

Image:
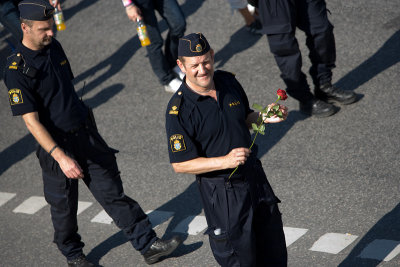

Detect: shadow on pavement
[214, 27, 263, 68]
[335, 30, 400, 92]
[338, 203, 400, 267]
[86, 182, 204, 266]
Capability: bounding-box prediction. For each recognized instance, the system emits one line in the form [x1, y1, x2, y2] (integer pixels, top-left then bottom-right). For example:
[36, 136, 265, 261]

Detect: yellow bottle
[136, 18, 150, 47]
[52, 1, 66, 31]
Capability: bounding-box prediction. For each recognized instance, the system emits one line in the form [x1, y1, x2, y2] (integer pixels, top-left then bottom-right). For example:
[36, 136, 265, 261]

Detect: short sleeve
[165, 105, 199, 163]
[4, 68, 38, 116]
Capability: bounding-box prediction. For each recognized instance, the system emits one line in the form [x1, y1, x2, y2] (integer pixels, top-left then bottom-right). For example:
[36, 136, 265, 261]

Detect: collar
[17, 39, 51, 59]
[181, 77, 220, 102]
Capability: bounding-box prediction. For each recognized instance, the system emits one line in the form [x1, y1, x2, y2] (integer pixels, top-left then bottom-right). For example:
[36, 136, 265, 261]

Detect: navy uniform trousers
[197, 158, 287, 267]
[259, 0, 336, 102]
[36, 123, 156, 260]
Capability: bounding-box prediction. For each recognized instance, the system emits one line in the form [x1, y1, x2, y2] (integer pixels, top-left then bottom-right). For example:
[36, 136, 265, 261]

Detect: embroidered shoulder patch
[8, 89, 23, 105]
[170, 134, 186, 152]
[169, 105, 179, 115]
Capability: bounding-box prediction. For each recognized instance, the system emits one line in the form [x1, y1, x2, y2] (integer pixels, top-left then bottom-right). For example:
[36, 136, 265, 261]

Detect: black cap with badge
[18, 0, 55, 21]
[178, 33, 210, 57]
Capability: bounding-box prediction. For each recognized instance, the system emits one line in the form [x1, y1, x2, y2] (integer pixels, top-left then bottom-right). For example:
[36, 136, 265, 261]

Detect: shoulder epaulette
[168, 91, 183, 115]
[6, 53, 38, 78]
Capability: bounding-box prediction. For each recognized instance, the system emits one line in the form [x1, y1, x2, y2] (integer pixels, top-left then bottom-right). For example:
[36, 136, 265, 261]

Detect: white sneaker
[164, 78, 182, 93]
[173, 65, 185, 80]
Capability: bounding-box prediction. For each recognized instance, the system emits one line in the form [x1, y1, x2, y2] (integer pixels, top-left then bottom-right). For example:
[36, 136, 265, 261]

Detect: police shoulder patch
[8, 88, 23, 105]
[170, 134, 186, 152]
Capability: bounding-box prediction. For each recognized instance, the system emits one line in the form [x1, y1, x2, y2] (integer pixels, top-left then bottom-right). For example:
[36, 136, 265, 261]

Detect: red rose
[277, 89, 288, 100]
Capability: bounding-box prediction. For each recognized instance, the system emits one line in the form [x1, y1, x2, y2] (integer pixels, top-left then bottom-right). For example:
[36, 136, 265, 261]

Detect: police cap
[18, 0, 55, 21]
[178, 33, 210, 57]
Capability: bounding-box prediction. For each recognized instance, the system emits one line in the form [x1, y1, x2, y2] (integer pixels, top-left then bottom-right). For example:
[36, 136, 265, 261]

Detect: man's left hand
[263, 104, 288, 123]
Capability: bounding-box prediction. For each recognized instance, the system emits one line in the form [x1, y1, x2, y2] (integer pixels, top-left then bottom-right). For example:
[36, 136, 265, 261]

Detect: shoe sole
[144, 240, 182, 265]
[315, 94, 358, 105]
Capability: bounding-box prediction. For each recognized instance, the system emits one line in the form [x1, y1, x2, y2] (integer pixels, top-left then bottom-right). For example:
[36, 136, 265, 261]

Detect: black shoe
[300, 98, 338, 118]
[315, 83, 357, 105]
[143, 236, 182, 265]
[67, 255, 94, 267]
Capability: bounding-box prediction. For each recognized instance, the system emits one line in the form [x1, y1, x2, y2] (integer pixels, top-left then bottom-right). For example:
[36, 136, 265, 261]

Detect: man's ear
[21, 23, 30, 33]
[210, 49, 215, 62]
[177, 59, 186, 73]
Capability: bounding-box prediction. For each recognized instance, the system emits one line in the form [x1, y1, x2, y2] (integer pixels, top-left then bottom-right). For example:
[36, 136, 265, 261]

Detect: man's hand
[49, 0, 61, 10]
[263, 104, 288, 123]
[224, 147, 251, 168]
[52, 149, 84, 179]
[125, 5, 142, 21]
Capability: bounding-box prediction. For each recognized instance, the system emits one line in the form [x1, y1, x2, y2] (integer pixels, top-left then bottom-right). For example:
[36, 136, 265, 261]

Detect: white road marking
[172, 215, 207, 235]
[309, 233, 358, 254]
[77, 201, 93, 215]
[12, 196, 47, 214]
[145, 210, 174, 228]
[0, 192, 16, 207]
[358, 239, 400, 261]
[91, 210, 113, 224]
[283, 227, 309, 247]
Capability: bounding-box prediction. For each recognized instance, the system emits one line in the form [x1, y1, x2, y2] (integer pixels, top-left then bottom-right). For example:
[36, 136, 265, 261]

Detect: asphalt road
[0, 0, 399, 266]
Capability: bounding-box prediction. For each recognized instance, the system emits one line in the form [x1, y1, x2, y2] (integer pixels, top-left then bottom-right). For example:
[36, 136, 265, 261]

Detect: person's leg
[298, 0, 356, 104]
[197, 177, 256, 267]
[135, 0, 176, 85]
[258, 0, 314, 102]
[254, 203, 287, 267]
[0, 1, 23, 42]
[79, 129, 157, 254]
[154, 0, 186, 70]
[297, 0, 336, 88]
[36, 146, 84, 261]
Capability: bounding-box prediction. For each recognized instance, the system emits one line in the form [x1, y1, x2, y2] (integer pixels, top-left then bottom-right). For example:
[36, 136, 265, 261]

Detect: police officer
[165, 33, 288, 266]
[254, 0, 357, 117]
[3, 1, 181, 266]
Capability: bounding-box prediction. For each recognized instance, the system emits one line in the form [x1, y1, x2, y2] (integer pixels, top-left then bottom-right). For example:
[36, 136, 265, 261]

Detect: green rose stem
[228, 95, 282, 179]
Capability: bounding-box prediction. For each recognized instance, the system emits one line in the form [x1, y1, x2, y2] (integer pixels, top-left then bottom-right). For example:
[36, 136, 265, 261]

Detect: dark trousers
[36, 126, 157, 260]
[0, 0, 22, 42]
[136, 0, 186, 85]
[259, 0, 336, 102]
[197, 160, 287, 267]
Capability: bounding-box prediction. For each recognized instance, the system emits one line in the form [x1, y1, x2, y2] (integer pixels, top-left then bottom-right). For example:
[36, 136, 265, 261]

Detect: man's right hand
[125, 5, 142, 21]
[224, 147, 251, 168]
[53, 149, 84, 179]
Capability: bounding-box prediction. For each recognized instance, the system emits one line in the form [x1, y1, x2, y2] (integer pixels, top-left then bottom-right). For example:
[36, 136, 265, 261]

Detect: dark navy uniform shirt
[4, 38, 87, 132]
[165, 70, 254, 176]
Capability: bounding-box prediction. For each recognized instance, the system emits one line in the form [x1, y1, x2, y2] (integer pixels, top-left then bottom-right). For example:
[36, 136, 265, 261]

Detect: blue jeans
[0, 0, 22, 42]
[136, 0, 186, 85]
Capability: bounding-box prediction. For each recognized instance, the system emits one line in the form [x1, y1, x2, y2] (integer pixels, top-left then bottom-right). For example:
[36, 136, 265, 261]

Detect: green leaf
[272, 105, 280, 111]
[262, 107, 269, 113]
[252, 103, 263, 111]
[277, 111, 283, 118]
[259, 130, 265, 135]
[252, 123, 259, 131]
[267, 111, 274, 117]
[259, 124, 265, 132]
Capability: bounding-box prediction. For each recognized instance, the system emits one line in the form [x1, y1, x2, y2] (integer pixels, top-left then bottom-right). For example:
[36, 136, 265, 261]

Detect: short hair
[20, 18, 33, 27]
[178, 56, 185, 63]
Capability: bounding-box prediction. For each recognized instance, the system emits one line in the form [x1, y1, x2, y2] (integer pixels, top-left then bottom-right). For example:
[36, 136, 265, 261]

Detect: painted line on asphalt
[283, 227, 309, 247]
[358, 239, 400, 262]
[145, 210, 174, 228]
[172, 215, 207, 235]
[12, 196, 47, 214]
[309, 233, 358, 254]
[0, 192, 16, 207]
[91, 210, 113, 224]
[77, 201, 93, 215]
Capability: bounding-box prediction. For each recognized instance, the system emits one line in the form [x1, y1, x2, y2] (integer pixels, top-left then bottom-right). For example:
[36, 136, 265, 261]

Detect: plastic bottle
[52, 1, 66, 31]
[136, 18, 150, 47]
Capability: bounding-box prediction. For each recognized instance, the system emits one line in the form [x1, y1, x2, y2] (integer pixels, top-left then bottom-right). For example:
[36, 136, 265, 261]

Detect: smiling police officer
[3, 0, 181, 266]
[165, 33, 288, 266]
